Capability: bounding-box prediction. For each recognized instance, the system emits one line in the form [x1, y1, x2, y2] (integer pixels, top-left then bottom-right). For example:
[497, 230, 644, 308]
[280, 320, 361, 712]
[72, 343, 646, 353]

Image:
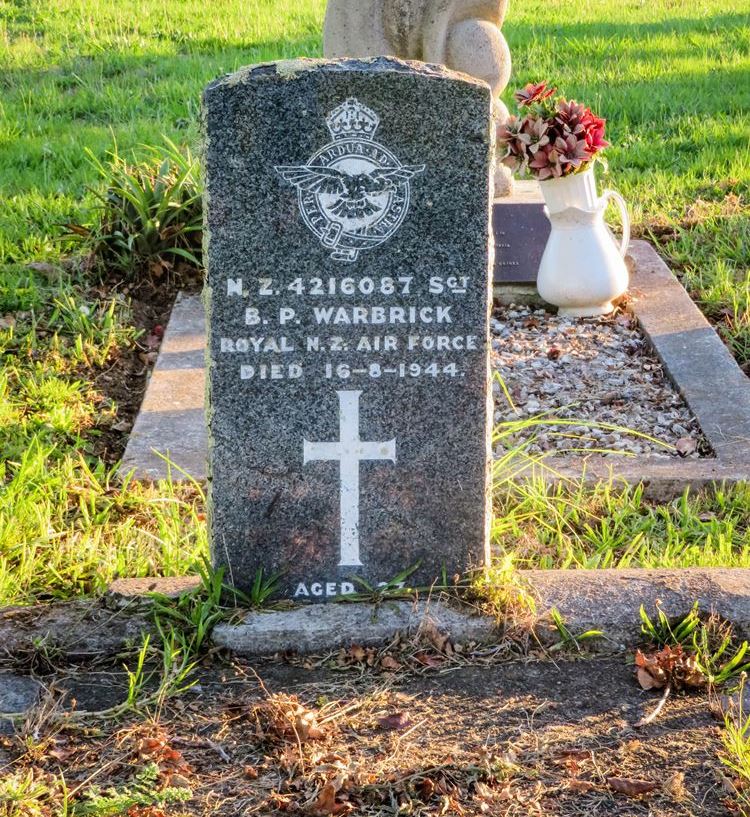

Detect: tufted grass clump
[66, 139, 203, 284]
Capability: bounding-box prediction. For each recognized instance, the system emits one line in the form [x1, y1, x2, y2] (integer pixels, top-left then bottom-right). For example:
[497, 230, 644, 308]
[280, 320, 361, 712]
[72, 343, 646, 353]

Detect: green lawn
[0, 0, 749, 605]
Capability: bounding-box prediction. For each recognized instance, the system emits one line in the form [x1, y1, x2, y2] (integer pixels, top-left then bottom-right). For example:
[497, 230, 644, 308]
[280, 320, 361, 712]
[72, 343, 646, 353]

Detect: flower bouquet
[497, 82, 609, 181]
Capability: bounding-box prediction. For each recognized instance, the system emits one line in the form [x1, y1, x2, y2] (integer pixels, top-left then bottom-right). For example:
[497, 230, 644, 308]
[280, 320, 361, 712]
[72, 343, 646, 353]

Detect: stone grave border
[122, 239, 749, 498]
[2, 570, 750, 665]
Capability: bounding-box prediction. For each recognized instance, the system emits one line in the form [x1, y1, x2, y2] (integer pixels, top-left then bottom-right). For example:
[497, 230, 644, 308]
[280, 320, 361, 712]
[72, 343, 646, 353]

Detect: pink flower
[555, 99, 587, 133]
[514, 81, 556, 107]
[520, 117, 550, 154]
[555, 134, 590, 169]
[529, 145, 564, 180]
[506, 83, 611, 180]
[497, 116, 529, 172]
[497, 115, 523, 146]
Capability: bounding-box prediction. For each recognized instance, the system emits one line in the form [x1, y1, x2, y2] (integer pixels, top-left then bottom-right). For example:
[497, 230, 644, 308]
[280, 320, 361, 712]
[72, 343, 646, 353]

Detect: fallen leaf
[637, 666, 663, 690]
[664, 771, 687, 799]
[244, 765, 259, 779]
[422, 620, 453, 654]
[377, 712, 411, 731]
[380, 655, 401, 672]
[348, 645, 366, 663]
[473, 781, 494, 799]
[413, 651, 444, 668]
[111, 419, 132, 433]
[128, 808, 166, 817]
[676, 437, 697, 457]
[419, 777, 435, 801]
[606, 776, 658, 797]
[567, 779, 598, 792]
[306, 781, 351, 815]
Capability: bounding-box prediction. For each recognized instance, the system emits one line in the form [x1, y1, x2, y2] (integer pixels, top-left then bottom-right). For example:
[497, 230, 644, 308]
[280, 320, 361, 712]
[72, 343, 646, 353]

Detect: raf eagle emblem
[275, 98, 425, 262]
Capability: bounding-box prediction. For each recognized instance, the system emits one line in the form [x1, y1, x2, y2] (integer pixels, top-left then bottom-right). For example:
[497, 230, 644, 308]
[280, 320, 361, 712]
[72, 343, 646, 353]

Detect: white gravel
[491, 304, 710, 459]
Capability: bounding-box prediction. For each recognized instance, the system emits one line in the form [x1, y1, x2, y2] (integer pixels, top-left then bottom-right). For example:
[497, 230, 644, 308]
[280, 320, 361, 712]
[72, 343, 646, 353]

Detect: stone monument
[202, 58, 493, 601]
[324, 0, 513, 197]
[323, 0, 549, 284]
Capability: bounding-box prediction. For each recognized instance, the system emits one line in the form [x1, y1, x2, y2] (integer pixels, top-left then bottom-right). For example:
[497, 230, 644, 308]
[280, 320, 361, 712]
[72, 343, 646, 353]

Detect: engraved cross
[303, 390, 396, 566]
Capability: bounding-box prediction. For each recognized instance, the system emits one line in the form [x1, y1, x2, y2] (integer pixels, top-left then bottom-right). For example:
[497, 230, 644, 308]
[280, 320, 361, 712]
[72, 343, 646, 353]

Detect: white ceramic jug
[537, 168, 630, 317]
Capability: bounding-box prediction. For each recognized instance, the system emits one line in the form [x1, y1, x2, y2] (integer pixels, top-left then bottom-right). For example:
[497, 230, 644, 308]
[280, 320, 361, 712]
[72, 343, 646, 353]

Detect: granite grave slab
[492, 181, 549, 283]
[202, 58, 494, 600]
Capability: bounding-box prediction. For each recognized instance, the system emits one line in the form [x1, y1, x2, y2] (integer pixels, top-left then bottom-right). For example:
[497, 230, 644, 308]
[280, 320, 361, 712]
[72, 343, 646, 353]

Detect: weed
[548, 607, 603, 652]
[242, 566, 286, 609]
[470, 555, 536, 622]
[345, 562, 424, 602]
[639, 604, 750, 687]
[721, 678, 750, 816]
[0, 768, 66, 817]
[66, 140, 202, 283]
[149, 557, 225, 656]
[73, 762, 191, 816]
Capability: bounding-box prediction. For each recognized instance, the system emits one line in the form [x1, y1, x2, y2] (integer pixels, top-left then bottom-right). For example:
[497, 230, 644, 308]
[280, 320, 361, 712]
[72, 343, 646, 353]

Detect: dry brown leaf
[635, 645, 706, 690]
[606, 776, 658, 797]
[414, 651, 444, 668]
[380, 655, 402, 672]
[377, 712, 411, 731]
[349, 645, 366, 662]
[567, 779, 598, 792]
[422, 620, 454, 654]
[664, 771, 687, 799]
[419, 777, 436, 800]
[637, 666, 663, 690]
[676, 436, 697, 457]
[473, 781, 494, 799]
[127, 808, 166, 817]
[244, 765, 259, 779]
[306, 781, 352, 815]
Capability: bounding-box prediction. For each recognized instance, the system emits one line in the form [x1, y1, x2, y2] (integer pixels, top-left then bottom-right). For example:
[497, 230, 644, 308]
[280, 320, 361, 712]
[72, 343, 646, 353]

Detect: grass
[0, 0, 749, 606]
[722, 681, 750, 816]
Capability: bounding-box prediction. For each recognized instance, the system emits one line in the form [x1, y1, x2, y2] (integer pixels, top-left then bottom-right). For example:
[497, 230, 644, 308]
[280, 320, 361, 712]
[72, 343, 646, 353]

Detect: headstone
[203, 58, 493, 601]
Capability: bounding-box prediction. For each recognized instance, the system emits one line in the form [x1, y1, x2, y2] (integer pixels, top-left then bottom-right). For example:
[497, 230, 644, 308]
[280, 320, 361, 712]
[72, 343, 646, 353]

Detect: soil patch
[0, 656, 733, 816]
[87, 270, 200, 464]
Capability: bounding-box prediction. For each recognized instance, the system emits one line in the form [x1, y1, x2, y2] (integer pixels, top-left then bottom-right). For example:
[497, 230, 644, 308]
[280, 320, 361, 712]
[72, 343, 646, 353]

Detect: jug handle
[602, 189, 631, 257]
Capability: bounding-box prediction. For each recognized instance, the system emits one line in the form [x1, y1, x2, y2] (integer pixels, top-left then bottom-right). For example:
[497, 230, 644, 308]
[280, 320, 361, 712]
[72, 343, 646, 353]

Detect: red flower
[514, 82, 556, 107]
[581, 110, 609, 153]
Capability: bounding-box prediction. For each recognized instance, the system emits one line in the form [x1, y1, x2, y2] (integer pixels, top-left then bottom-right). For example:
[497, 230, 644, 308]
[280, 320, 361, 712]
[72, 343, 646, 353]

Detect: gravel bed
[491, 304, 711, 459]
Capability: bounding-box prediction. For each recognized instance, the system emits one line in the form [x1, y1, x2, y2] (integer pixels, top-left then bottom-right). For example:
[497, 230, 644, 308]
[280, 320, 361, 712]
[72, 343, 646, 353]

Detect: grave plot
[121, 242, 750, 498]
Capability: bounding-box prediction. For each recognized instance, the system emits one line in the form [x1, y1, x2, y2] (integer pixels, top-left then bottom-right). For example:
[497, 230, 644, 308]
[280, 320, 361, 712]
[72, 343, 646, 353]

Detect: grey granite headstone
[203, 57, 493, 601]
